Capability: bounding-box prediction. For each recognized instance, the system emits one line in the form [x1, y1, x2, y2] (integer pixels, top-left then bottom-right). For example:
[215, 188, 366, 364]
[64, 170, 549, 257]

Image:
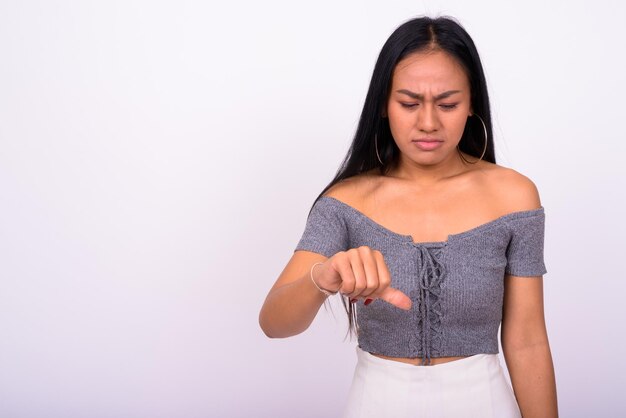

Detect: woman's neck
[387, 151, 473, 188]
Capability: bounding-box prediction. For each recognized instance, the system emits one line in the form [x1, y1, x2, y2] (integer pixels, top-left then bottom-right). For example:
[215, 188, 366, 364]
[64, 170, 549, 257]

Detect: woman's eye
[439, 104, 458, 110]
[400, 103, 417, 109]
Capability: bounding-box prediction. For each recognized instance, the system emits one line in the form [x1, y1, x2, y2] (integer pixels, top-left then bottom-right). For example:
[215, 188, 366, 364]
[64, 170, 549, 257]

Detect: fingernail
[350, 298, 357, 304]
[364, 299, 373, 306]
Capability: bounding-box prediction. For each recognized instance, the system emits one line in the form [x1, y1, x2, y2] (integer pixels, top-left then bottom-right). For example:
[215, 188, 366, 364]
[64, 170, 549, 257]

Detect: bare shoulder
[322, 169, 382, 206]
[486, 165, 542, 212]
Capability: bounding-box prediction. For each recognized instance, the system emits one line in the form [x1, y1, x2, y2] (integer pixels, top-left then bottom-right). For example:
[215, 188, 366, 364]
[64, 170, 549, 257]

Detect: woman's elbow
[258, 307, 277, 338]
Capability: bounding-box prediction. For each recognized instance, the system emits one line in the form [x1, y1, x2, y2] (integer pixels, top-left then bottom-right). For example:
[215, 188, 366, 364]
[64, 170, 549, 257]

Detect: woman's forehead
[392, 50, 469, 90]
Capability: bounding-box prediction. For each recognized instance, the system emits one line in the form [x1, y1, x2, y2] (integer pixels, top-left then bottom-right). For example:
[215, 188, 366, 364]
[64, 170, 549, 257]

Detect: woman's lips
[412, 139, 443, 151]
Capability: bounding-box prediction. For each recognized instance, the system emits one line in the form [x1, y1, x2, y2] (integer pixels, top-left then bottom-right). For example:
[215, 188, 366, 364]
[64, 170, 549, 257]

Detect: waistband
[356, 345, 499, 374]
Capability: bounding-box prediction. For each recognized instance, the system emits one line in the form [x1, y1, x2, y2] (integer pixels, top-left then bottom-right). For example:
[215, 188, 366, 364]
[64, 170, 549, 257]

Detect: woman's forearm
[504, 341, 558, 417]
[259, 272, 329, 338]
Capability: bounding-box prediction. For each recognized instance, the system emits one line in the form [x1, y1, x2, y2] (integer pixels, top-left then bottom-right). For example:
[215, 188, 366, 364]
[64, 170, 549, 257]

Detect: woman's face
[386, 49, 472, 167]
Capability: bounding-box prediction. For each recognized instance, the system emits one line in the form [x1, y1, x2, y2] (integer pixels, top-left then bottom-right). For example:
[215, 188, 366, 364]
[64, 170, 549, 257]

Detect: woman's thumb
[379, 288, 412, 310]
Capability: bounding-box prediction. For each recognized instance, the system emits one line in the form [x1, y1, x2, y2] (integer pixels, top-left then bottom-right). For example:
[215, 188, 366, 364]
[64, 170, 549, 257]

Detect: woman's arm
[501, 274, 558, 417]
[258, 251, 331, 338]
[259, 248, 411, 338]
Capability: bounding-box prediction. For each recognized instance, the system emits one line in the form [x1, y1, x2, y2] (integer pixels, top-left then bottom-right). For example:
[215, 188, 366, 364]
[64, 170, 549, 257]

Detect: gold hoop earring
[374, 134, 384, 165]
[458, 114, 488, 164]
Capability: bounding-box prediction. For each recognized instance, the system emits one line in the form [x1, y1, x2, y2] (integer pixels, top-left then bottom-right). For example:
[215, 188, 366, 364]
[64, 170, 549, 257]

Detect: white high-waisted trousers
[342, 346, 522, 418]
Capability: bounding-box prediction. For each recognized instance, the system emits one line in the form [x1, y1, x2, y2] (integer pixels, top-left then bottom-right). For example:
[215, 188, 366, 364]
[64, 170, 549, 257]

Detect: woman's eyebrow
[395, 89, 461, 100]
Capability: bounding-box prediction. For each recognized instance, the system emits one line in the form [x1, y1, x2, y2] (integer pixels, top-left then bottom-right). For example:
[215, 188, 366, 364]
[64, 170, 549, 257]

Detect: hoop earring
[374, 134, 384, 165]
[458, 114, 488, 164]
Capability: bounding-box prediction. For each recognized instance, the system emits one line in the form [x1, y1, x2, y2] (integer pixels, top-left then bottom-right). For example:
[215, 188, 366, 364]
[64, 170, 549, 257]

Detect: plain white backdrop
[1, 0, 625, 417]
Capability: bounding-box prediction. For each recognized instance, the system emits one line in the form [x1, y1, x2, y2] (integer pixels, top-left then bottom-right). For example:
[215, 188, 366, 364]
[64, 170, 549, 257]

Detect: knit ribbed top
[294, 196, 547, 365]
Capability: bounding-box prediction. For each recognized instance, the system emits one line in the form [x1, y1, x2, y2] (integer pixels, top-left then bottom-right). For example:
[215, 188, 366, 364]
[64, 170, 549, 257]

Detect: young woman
[259, 16, 558, 418]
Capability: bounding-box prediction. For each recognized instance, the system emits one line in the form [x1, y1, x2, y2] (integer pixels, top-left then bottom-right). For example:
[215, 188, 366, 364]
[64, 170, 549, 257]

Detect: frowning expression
[386, 50, 472, 166]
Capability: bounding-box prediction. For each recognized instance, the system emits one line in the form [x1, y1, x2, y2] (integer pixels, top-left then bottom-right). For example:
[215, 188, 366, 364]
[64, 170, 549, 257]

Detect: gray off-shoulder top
[294, 196, 547, 365]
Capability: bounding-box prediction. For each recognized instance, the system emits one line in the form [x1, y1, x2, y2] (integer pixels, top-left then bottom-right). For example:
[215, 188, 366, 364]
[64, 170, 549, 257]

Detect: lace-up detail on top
[413, 244, 446, 365]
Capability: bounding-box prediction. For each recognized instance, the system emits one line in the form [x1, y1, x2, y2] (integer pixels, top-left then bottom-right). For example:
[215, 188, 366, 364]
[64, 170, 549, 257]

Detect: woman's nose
[417, 105, 439, 132]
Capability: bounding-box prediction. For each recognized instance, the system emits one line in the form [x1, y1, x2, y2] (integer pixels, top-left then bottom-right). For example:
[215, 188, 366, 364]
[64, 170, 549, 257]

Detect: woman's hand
[313, 246, 412, 310]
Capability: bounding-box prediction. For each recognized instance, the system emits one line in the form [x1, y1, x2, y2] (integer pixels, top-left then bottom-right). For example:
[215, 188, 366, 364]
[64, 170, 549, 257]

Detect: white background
[1, 0, 625, 417]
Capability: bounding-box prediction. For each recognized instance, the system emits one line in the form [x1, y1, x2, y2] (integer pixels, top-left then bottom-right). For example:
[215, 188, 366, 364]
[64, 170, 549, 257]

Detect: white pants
[342, 346, 522, 418]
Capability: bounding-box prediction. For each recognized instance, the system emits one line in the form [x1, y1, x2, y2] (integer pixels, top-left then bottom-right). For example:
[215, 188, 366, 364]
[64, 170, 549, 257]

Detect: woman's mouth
[412, 139, 443, 151]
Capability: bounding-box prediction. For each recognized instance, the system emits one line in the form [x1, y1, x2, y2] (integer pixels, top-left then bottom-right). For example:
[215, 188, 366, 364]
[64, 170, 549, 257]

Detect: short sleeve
[294, 197, 349, 258]
[504, 208, 547, 277]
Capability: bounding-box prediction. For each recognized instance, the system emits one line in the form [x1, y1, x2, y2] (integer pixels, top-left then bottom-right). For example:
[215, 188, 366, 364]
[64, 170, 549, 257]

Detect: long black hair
[312, 16, 495, 335]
